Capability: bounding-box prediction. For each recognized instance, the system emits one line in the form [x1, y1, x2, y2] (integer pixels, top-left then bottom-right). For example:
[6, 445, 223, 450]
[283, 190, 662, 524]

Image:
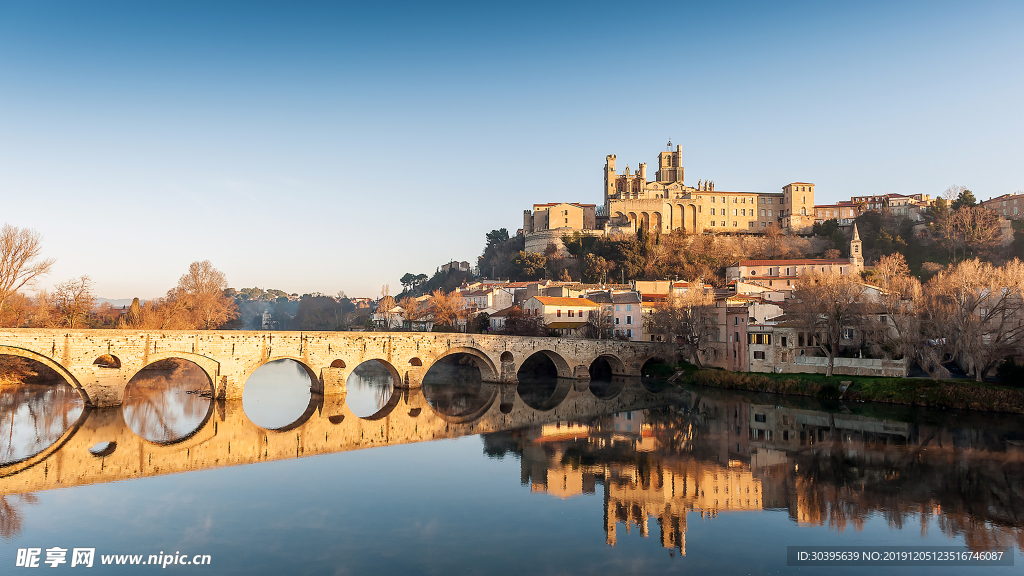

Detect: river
[1, 358, 1021, 574]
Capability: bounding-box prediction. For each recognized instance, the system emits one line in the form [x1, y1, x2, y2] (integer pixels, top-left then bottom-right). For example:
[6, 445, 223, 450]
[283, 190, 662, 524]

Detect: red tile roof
[546, 321, 590, 329]
[737, 259, 850, 266]
[531, 296, 600, 307]
[489, 306, 517, 318]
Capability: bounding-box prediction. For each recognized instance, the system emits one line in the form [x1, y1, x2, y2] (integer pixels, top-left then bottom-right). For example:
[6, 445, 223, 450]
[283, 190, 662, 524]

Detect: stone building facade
[520, 145, 820, 254]
[725, 224, 865, 289]
[981, 193, 1024, 220]
[602, 145, 816, 235]
[523, 202, 599, 254]
[523, 202, 597, 234]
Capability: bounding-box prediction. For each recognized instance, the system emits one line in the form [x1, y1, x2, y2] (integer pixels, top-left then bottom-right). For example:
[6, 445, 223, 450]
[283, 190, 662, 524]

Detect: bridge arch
[240, 356, 320, 394]
[0, 394, 88, 475]
[427, 346, 498, 382]
[125, 351, 220, 394]
[516, 350, 572, 380]
[0, 345, 87, 404]
[639, 355, 670, 376]
[589, 354, 627, 378]
[122, 357, 217, 446]
[241, 358, 323, 432]
[93, 354, 121, 368]
[346, 358, 402, 421]
[348, 358, 402, 389]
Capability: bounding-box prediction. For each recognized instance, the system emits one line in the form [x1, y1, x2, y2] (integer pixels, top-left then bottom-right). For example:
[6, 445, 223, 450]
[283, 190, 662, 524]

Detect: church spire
[850, 223, 864, 271]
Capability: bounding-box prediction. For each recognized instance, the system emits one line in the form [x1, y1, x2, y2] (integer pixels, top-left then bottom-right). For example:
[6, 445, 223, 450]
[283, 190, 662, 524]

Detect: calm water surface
[1, 359, 1022, 575]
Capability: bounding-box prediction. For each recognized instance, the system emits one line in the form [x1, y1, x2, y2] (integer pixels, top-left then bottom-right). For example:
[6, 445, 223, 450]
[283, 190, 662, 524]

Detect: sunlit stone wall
[0, 329, 673, 407]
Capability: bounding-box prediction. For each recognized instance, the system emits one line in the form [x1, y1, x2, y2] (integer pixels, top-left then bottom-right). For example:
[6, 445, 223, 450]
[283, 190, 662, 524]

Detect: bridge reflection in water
[2, 369, 1024, 557]
[0, 364, 660, 497]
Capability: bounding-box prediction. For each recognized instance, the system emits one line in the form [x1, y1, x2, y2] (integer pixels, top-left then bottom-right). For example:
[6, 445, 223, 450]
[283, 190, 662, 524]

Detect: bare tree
[376, 284, 397, 330]
[25, 291, 53, 328]
[428, 289, 463, 329]
[398, 296, 425, 323]
[943, 184, 966, 203]
[933, 208, 961, 262]
[933, 202, 1001, 262]
[957, 206, 1002, 259]
[175, 260, 238, 329]
[790, 271, 867, 377]
[644, 289, 718, 368]
[500, 306, 546, 336]
[922, 259, 1024, 381]
[763, 224, 784, 259]
[49, 275, 95, 328]
[0, 292, 30, 328]
[0, 224, 55, 313]
[865, 254, 948, 379]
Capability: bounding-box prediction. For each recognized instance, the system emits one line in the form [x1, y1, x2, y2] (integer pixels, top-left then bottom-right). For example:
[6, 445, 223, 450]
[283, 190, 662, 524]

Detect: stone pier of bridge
[0, 329, 673, 407]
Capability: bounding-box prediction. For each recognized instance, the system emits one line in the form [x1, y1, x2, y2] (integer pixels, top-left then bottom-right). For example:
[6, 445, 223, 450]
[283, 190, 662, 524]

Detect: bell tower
[850, 223, 864, 271]
[656, 142, 684, 184]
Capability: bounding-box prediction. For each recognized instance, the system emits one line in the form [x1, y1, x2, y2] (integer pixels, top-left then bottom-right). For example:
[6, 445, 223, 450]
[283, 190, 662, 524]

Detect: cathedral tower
[655, 144, 684, 184]
[604, 154, 617, 205]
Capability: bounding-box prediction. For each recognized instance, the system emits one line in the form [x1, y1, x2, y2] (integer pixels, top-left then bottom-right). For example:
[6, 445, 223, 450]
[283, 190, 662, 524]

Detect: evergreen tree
[951, 189, 977, 210]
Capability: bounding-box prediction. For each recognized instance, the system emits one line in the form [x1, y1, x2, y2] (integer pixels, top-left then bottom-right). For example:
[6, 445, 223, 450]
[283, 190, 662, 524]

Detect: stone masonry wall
[0, 329, 673, 407]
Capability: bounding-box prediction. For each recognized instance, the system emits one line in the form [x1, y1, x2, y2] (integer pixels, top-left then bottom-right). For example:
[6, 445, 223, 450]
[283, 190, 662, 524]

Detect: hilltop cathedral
[602, 143, 816, 235]
[524, 143, 819, 247]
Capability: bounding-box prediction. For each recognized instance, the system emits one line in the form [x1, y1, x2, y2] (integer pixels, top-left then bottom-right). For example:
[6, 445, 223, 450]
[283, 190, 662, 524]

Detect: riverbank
[665, 365, 1024, 414]
[0, 356, 51, 388]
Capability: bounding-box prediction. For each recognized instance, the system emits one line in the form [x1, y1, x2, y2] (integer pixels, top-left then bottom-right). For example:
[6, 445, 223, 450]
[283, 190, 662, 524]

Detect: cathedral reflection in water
[484, 394, 1024, 555]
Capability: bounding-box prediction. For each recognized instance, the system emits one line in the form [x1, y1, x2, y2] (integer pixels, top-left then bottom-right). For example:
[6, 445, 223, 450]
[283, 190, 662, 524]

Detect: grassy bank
[669, 365, 1024, 414]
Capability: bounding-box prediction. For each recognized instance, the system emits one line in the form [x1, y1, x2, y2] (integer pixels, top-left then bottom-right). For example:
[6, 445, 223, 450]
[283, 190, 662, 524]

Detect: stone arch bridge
[0, 329, 673, 407]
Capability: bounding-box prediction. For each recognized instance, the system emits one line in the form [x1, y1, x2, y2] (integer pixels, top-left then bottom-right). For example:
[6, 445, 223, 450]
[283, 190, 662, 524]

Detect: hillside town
[372, 225, 902, 377]
[372, 145, 1024, 382]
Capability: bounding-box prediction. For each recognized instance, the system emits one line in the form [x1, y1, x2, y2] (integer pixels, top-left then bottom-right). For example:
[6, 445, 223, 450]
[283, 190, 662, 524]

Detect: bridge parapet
[0, 329, 674, 407]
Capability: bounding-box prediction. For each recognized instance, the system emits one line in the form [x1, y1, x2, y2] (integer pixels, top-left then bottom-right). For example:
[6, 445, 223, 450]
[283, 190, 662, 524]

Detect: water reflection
[0, 493, 38, 540]
[346, 361, 396, 418]
[242, 359, 315, 429]
[517, 378, 572, 411]
[422, 361, 496, 421]
[122, 359, 212, 444]
[588, 376, 625, 399]
[3, 373, 1024, 565]
[0, 383, 83, 465]
[485, 391, 1024, 554]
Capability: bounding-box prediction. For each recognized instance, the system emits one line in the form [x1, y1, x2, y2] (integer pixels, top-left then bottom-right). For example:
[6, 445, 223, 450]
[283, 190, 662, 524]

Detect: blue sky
[1, 1, 1021, 298]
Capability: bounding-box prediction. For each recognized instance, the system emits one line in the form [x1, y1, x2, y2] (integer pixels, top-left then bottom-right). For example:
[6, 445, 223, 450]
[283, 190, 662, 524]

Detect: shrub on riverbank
[682, 367, 1024, 414]
[0, 356, 61, 387]
[642, 362, 676, 377]
[692, 369, 841, 399]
